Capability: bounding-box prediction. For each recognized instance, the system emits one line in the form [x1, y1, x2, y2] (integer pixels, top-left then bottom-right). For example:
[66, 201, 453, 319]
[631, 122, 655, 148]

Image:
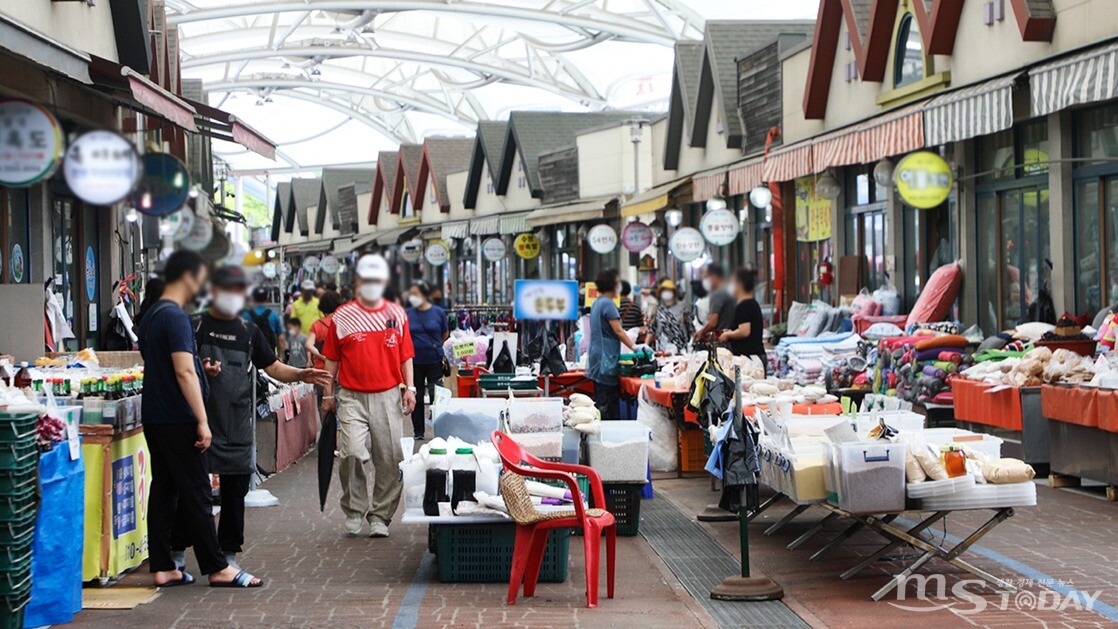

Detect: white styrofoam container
[918, 481, 1037, 509]
[906, 473, 976, 499]
[921, 428, 1004, 460]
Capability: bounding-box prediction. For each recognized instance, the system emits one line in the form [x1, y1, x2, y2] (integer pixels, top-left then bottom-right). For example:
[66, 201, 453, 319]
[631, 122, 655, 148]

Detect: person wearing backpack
[242, 287, 285, 357]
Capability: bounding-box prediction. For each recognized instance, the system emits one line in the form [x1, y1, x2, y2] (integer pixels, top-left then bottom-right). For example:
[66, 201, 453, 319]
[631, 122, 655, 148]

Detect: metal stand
[710, 367, 784, 602]
[763, 503, 810, 535]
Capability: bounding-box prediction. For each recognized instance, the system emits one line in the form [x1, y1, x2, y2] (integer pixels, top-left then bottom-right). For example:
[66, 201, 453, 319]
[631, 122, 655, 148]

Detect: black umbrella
[317, 410, 337, 511]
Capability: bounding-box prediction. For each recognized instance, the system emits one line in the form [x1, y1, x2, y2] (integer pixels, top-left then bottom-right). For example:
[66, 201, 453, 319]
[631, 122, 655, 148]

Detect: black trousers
[411, 362, 443, 437]
[217, 474, 251, 554]
[145, 423, 228, 575]
[594, 382, 621, 421]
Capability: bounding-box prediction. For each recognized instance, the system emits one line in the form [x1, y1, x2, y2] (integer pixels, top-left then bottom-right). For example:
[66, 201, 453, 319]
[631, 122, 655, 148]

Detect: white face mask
[701, 278, 713, 292]
[213, 292, 245, 316]
[359, 283, 385, 302]
[660, 291, 675, 304]
[408, 294, 425, 308]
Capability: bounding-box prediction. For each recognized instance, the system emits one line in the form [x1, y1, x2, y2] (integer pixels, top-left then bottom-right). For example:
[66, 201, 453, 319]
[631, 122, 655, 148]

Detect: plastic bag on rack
[636, 385, 678, 472]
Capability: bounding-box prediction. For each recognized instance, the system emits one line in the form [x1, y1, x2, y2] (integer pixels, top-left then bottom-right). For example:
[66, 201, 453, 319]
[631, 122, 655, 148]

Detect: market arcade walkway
[71, 452, 1118, 628]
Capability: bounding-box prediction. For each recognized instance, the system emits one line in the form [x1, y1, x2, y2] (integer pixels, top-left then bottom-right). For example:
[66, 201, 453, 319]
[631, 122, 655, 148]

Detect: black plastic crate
[602, 483, 643, 536]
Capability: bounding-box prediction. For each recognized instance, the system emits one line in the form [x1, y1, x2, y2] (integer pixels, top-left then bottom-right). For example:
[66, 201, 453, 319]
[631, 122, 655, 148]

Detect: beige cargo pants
[336, 387, 405, 525]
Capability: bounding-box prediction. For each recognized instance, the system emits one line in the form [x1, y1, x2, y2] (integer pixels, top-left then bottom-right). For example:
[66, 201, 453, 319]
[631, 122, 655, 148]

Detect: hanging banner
[621, 221, 653, 253]
[0, 98, 64, 187]
[425, 241, 449, 266]
[482, 237, 506, 262]
[587, 224, 618, 254]
[793, 177, 832, 243]
[669, 227, 705, 262]
[63, 130, 141, 206]
[513, 280, 579, 320]
[514, 233, 540, 259]
[895, 151, 953, 209]
[133, 153, 190, 216]
[302, 255, 321, 272]
[319, 255, 340, 275]
[699, 209, 739, 246]
[400, 239, 423, 263]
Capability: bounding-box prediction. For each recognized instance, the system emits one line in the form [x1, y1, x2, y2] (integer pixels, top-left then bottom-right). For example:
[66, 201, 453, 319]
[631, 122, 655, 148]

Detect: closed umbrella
[317, 411, 337, 511]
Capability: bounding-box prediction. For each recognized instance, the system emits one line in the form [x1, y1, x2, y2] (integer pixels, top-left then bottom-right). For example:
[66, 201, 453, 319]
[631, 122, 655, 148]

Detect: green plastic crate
[0, 532, 32, 567]
[0, 588, 29, 629]
[0, 511, 36, 546]
[0, 441, 37, 473]
[0, 469, 36, 497]
[0, 489, 36, 522]
[0, 415, 34, 445]
[602, 483, 643, 536]
[433, 522, 570, 583]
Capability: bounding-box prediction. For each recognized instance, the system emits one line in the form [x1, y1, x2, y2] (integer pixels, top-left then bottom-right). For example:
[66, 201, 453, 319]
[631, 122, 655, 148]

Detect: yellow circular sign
[514, 233, 540, 259]
[894, 151, 953, 209]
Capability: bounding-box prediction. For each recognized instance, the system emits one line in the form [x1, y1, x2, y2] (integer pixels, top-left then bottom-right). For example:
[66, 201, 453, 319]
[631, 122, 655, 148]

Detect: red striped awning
[728, 159, 763, 196]
[811, 129, 862, 173]
[810, 103, 925, 173]
[692, 170, 726, 202]
[762, 143, 813, 183]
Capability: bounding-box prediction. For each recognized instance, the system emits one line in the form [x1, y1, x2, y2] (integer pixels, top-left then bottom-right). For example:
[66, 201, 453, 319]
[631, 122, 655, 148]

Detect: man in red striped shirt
[322, 254, 416, 538]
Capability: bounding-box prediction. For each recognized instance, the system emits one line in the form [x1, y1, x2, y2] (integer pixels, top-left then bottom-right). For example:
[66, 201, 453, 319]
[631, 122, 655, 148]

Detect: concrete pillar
[830, 170, 847, 300]
[955, 139, 979, 326]
[884, 173, 904, 299]
[1047, 111, 1075, 315]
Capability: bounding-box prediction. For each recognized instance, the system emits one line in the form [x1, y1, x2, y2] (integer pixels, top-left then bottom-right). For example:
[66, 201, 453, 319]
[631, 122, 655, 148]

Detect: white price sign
[699, 208, 740, 246]
[303, 255, 321, 272]
[425, 241, 449, 266]
[587, 224, 618, 254]
[482, 237, 506, 262]
[320, 255, 340, 274]
[0, 98, 63, 187]
[63, 130, 141, 205]
[669, 227, 705, 262]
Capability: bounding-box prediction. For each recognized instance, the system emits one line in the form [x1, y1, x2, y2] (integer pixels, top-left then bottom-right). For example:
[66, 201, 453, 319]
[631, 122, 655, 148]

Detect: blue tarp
[25, 445, 84, 628]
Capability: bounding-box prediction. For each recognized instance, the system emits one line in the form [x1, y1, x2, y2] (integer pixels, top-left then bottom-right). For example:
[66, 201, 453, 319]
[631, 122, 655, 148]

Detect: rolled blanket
[914, 334, 969, 351]
[886, 371, 898, 389]
[938, 350, 963, 363]
[914, 347, 962, 362]
[917, 375, 946, 393]
[931, 391, 954, 405]
[932, 360, 957, 374]
[922, 365, 946, 380]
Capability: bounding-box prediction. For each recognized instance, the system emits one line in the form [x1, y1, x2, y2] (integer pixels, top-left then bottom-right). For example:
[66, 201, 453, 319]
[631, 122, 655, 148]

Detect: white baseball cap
[355, 254, 390, 281]
[300, 279, 316, 291]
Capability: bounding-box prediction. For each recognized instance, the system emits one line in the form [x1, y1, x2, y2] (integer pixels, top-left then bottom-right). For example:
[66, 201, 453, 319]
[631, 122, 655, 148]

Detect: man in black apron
[187, 266, 330, 568]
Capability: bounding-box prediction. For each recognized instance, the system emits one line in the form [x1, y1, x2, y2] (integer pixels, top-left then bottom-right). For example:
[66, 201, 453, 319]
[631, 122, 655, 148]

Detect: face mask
[660, 291, 675, 304]
[287, 328, 300, 338]
[408, 295, 425, 308]
[213, 292, 245, 316]
[359, 283, 385, 301]
[701, 278, 713, 292]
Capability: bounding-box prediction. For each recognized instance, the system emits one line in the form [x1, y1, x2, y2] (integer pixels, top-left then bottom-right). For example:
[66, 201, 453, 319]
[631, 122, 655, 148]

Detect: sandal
[157, 571, 195, 587]
[209, 570, 263, 588]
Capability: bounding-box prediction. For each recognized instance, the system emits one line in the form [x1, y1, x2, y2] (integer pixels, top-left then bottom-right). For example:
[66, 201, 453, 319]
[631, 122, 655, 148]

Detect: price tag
[453, 341, 477, 359]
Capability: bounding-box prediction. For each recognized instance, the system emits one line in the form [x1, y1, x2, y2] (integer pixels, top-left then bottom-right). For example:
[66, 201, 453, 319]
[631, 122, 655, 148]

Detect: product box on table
[587, 421, 650, 482]
[823, 441, 906, 514]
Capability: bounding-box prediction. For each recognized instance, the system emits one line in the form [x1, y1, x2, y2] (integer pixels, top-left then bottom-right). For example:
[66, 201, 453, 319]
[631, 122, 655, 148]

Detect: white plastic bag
[636, 386, 678, 471]
[872, 282, 902, 316]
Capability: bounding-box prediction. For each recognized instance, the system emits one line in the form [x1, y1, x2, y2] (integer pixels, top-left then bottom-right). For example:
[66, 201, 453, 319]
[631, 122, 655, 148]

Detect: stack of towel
[895, 334, 970, 405]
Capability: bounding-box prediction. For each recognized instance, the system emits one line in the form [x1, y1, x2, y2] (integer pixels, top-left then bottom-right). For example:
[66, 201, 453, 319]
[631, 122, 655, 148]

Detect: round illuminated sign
[179, 214, 213, 251]
[400, 239, 423, 263]
[482, 237, 506, 262]
[320, 255, 340, 274]
[894, 151, 953, 209]
[621, 221, 653, 253]
[262, 262, 278, 279]
[303, 255, 321, 272]
[133, 153, 191, 216]
[63, 130, 141, 205]
[514, 233, 541, 259]
[425, 241, 449, 266]
[0, 98, 64, 187]
[699, 208, 740, 246]
[669, 227, 705, 263]
[587, 224, 618, 254]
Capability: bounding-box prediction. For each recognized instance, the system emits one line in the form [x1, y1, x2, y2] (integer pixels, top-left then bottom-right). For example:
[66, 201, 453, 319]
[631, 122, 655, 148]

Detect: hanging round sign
[514, 233, 541, 259]
[482, 237, 506, 262]
[165, 208, 195, 242]
[303, 255, 321, 272]
[179, 214, 213, 251]
[669, 227, 705, 262]
[894, 151, 953, 209]
[0, 98, 64, 187]
[425, 241, 449, 266]
[699, 208, 740, 246]
[63, 130, 141, 205]
[587, 224, 618, 254]
[133, 153, 191, 216]
[400, 239, 423, 263]
[10, 244, 23, 283]
[621, 221, 653, 253]
[262, 262, 278, 279]
[320, 255, 340, 274]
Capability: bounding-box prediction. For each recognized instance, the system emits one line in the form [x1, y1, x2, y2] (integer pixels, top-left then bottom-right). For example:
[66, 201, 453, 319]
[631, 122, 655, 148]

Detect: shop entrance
[977, 186, 1049, 331]
[50, 194, 101, 350]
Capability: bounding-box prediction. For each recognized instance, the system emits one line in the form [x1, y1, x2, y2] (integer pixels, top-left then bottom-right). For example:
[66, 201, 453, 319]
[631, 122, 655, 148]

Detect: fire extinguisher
[817, 259, 834, 287]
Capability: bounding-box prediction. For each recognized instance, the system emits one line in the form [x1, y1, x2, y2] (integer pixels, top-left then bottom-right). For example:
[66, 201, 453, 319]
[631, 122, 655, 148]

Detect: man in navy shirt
[586, 269, 640, 420]
[138, 251, 262, 589]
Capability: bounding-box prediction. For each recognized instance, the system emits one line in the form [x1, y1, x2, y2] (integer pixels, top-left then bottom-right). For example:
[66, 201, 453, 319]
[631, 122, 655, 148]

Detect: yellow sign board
[83, 429, 152, 581]
[514, 233, 540, 259]
[895, 151, 953, 209]
[793, 176, 832, 243]
[453, 341, 477, 359]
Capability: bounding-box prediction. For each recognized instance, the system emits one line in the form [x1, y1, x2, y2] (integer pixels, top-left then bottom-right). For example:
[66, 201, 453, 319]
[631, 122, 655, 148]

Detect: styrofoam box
[921, 428, 1003, 460]
[918, 481, 1037, 510]
[853, 410, 925, 435]
[824, 441, 907, 514]
[906, 473, 976, 499]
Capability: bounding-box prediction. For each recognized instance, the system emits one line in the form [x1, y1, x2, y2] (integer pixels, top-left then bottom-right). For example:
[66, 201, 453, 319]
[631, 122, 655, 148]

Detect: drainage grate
[640, 495, 808, 628]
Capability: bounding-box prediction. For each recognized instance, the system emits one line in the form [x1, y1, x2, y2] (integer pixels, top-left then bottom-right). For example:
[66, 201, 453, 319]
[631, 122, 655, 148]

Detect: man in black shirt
[190, 266, 330, 569]
[618, 280, 645, 332]
[720, 268, 767, 373]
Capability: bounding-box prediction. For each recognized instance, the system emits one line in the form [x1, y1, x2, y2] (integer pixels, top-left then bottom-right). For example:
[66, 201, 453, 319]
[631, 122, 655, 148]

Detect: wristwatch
[405, 386, 417, 392]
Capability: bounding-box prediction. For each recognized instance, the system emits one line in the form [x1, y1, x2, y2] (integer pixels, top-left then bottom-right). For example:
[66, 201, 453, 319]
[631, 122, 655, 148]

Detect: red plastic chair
[491, 430, 616, 608]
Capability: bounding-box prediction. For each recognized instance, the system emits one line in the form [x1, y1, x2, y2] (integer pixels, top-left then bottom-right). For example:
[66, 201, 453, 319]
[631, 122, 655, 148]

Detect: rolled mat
[938, 350, 963, 363]
[932, 360, 958, 374]
[914, 334, 969, 351]
[922, 365, 946, 380]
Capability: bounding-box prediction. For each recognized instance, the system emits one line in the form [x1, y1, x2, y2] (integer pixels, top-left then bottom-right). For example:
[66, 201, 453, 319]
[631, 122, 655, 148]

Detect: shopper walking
[189, 267, 332, 568]
[321, 254, 416, 538]
[693, 264, 735, 342]
[306, 290, 345, 371]
[291, 279, 322, 335]
[243, 287, 285, 356]
[284, 318, 309, 368]
[406, 281, 449, 440]
[649, 279, 692, 353]
[586, 269, 641, 421]
[720, 268, 767, 372]
[137, 251, 262, 589]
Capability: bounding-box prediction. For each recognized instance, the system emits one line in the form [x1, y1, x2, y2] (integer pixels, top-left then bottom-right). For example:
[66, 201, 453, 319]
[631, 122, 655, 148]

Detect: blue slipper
[209, 570, 263, 588]
[160, 571, 195, 587]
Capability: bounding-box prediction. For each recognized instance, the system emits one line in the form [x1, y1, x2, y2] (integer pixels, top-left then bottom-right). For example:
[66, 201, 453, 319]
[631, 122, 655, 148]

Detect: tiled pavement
[70, 454, 1118, 628]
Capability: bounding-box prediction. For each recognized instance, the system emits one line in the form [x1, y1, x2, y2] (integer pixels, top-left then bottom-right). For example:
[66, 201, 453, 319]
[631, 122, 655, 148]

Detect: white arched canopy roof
[168, 0, 708, 173]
